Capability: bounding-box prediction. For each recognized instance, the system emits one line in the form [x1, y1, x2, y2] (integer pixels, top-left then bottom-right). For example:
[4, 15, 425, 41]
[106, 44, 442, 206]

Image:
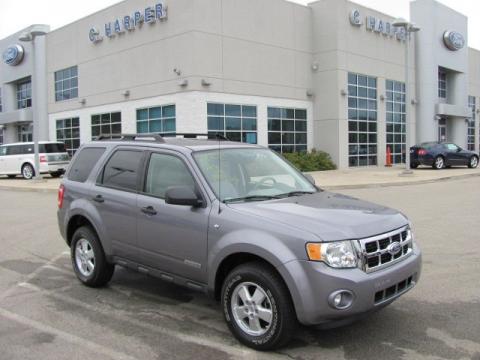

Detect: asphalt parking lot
[0, 177, 479, 360]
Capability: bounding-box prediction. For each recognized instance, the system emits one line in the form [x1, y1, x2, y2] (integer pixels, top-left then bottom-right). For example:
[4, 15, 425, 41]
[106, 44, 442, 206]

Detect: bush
[282, 149, 336, 172]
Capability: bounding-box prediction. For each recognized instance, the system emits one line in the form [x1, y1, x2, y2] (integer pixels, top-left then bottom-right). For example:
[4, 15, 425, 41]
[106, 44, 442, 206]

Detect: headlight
[306, 241, 358, 268]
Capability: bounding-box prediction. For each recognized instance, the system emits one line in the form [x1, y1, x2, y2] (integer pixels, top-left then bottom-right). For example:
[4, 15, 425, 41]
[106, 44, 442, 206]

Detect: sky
[1, 0, 480, 48]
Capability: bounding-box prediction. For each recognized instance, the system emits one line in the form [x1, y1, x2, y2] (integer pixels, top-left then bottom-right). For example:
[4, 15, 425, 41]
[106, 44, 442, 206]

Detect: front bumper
[278, 243, 422, 326]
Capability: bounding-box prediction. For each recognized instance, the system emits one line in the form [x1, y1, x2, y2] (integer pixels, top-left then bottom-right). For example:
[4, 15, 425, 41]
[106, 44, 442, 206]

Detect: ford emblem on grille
[387, 242, 402, 256]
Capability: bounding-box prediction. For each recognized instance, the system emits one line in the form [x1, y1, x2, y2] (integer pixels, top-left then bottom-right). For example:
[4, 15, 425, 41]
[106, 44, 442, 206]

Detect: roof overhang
[435, 103, 471, 118]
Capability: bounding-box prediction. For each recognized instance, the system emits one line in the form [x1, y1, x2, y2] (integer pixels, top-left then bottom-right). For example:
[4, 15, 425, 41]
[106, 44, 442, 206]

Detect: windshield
[193, 148, 316, 203]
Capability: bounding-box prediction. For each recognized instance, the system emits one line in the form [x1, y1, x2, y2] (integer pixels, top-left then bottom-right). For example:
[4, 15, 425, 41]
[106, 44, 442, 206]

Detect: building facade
[1, 0, 479, 168]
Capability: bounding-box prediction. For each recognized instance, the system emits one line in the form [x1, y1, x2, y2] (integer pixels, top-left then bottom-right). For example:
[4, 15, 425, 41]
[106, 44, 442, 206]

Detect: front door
[136, 151, 210, 283]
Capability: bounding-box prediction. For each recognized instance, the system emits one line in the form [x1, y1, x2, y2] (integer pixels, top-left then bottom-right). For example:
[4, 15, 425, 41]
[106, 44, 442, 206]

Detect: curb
[321, 171, 480, 190]
[0, 171, 479, 194]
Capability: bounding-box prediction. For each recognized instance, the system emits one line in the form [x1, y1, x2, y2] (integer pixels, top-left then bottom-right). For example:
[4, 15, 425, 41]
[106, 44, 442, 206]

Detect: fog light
[328, 290, 354, 310]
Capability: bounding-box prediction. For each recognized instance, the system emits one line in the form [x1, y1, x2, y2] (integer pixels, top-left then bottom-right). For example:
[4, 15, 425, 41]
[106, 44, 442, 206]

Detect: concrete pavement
[1, 165, 479, 192]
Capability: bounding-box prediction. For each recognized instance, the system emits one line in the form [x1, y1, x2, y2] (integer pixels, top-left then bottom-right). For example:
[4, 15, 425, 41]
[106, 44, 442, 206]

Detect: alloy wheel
[435, 157, 444, 169]
[75, 238, 95, 277]
[231, 282, 273, 336]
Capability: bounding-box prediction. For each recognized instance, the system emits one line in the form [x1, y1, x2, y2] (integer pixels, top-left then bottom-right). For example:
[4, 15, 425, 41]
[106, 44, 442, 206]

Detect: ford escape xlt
[57, 134, 422, 351]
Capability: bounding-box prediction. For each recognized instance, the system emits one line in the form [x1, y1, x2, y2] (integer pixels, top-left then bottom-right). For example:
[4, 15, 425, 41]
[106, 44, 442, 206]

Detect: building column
[377, 77, 386, 166]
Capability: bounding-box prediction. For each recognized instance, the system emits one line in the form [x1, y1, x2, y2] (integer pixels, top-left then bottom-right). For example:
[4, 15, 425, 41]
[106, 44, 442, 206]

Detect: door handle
[92, 195, 104, 203]
[141, 206, 157, 216]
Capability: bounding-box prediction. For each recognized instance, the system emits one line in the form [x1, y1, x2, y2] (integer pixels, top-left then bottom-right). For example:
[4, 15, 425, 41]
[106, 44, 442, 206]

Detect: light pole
[19, 26, 48, 180]
[392, 18, 420, 175]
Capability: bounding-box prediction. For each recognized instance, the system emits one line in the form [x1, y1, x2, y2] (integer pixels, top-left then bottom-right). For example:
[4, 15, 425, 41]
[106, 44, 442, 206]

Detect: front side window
[194, 148, 316, 202]
[55, 66, 78, 101]
[56, 117, 80, 156]
[208, 103, 257, 144]
[0, 128, 3, 145]
[438, 69, 447, 99]
[100, 150, 143, 191]
[17, 124, 32, 142]
[468, 96, 475, 151]
[267, 107, 307, 153]
[91, 112, 121, 139]
[137, 105, 175, 135]
[68, 147, 106, 183]
[348, 73, 377, 166]
[144, 153, 196, 198]
[386, 80, 406, 164]
[17, 80, 32, 109]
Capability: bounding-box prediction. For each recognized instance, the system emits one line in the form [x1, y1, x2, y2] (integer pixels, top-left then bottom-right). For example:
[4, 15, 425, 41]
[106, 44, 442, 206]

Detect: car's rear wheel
[433, 156, 444, 170]
[410, 163, 419, 169]
[21, 163, 35, 179]
[71, 226, 114, 287]
[50, 171, 63, 178]
[468, 155, 478, 168]
[221, 262, 296, 351]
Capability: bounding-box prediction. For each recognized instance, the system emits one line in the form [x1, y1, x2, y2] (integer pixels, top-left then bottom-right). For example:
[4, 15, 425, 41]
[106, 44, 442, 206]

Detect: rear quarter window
[68, 147, 106, 183]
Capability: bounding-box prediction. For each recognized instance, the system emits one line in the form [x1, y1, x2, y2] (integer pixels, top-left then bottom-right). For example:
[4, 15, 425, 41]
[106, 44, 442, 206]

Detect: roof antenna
[217, 132, 222, 214]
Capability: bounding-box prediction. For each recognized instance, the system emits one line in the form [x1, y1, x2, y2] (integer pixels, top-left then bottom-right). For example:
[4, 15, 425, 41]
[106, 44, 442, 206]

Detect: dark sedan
[410, 142, 479, 169]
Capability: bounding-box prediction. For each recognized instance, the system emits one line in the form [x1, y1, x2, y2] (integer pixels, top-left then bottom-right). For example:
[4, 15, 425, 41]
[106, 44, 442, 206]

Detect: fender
[65, 197, 113, 256]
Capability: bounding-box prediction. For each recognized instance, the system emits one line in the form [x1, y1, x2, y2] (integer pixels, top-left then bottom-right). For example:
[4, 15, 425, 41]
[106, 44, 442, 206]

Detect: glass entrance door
[438, 117, 447, 142]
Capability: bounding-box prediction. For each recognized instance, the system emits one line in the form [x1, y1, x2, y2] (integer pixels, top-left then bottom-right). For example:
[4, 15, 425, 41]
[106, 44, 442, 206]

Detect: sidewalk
[0, 166, 479, 193]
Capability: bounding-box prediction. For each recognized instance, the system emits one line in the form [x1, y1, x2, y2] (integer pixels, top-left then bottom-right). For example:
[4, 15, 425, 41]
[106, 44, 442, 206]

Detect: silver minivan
[0, 141, 70, 179]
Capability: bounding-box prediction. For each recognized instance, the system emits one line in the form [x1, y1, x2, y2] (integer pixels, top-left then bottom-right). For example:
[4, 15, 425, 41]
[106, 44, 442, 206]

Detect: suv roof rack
[94, 133, 229, 143]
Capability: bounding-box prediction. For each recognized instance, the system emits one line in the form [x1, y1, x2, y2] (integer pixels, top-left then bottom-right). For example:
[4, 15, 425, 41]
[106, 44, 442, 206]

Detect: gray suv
[57, 134, 422, 350]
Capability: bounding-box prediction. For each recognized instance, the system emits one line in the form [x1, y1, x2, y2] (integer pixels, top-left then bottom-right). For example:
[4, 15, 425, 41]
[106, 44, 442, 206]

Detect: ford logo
[2, 44, 24, 66]
[386, 242, 402, 256]
[443, 31, 465, 51]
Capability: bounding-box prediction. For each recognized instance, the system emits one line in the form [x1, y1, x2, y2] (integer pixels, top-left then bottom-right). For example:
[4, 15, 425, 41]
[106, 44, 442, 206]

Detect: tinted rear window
[40, 143, 67, 153]
[68, 147, 106, 183]
[100, 150, 143, 192]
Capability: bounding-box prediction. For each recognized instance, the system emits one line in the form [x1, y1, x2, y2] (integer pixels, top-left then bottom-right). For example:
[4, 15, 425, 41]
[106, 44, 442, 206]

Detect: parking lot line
[0, 306, 141, 360]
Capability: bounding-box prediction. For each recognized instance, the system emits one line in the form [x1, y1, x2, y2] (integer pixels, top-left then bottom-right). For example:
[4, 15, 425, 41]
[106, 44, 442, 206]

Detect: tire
[432, 156, 445, 170]
[468, 155, 478, 168]
[221, 262, 297, 351]
[21, 163, 35, 180]
[7, 175, 16, 179]
[410, 163, 419, 169]
[71, 226, 114, 287]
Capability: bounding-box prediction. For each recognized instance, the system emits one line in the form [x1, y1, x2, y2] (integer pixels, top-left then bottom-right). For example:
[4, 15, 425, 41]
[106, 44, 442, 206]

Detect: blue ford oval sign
[443, 31, 465, 51]
[2, 44, 25, 66]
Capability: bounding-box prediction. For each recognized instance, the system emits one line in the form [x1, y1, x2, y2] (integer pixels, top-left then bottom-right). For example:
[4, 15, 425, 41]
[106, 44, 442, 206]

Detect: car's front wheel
[221, 262, 296, 351]
[468, 155, 478, 168]
[71, 226, 114, 287]
[22, 163, 35, 179]
[433, 156, 445, 170]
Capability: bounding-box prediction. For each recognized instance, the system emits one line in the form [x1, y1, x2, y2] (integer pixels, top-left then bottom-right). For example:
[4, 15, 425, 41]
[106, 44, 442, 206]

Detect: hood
[228, 191, 407, 241]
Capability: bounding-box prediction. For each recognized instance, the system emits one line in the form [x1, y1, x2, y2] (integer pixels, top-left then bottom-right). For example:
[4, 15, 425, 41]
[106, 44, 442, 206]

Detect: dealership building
[0, 0, 479, 167]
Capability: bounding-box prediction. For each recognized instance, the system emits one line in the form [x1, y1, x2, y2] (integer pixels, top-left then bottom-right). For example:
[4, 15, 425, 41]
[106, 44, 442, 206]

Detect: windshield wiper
[279, 191, 316, 198]
[223, 195, 281, 203]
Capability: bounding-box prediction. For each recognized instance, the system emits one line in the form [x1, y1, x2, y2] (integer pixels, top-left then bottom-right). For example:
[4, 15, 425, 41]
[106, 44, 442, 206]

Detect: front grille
[358, 226, 413, 273]
[374, 275, 415, 304]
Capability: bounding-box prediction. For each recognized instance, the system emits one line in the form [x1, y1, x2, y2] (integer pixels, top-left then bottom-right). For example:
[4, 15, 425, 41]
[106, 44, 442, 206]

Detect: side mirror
[303, 173, 316, 185]
[457, 147, 462, 152]
[165, 186, 203, 207]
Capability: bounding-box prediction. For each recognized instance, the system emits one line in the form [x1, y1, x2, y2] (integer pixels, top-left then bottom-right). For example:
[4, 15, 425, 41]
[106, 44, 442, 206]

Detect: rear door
[136, 150, 210, 283]
[92, 148, 145, 261]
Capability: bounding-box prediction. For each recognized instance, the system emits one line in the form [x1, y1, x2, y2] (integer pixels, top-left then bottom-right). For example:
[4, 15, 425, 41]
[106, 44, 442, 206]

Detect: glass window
[468, 96, 476, 151]
[0, 87, 3, 112]
[101, 150, 143, 191]
[385, 79, 406, 164]
[17, 79, 32, 109]
[207, 103, 257, 144]
[267, 107, 307, 153]
[136, 105, 176, 135]
[68, 147, 106, 183]
[144, 153, 196, 198]
[56, 117, 80, 156]
[55, 66, 78, 102]
[0, 128, 3, 145]
[348, 73, 377, 166]
[17, 124, 32, 142]
[91, 112, 122, 139]
[438, 69, 447, 99]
